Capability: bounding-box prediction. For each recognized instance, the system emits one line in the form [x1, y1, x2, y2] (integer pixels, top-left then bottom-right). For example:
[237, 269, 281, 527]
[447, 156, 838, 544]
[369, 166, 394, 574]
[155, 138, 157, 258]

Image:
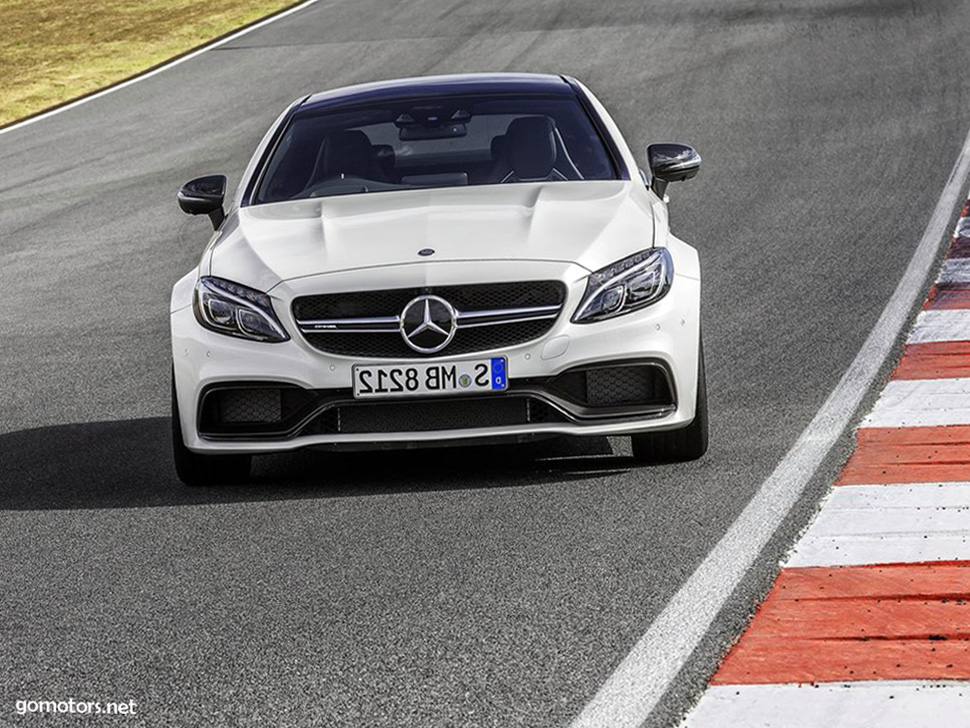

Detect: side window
[257, 131, 293, 203]
[258, 123, 331, 202]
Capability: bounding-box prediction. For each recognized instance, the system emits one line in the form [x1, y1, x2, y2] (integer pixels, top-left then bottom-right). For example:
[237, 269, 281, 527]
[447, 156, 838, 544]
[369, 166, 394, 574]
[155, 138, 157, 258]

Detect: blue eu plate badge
[490, 358, 508, 390]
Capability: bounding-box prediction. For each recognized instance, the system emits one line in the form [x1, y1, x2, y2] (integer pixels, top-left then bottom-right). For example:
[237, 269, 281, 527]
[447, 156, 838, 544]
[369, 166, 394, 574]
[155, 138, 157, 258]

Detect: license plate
[352, 357, 508, 399]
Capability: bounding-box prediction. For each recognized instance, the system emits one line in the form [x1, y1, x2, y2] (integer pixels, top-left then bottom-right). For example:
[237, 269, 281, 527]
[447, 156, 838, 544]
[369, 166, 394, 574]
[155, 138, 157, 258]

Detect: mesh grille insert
[547, 364, 673, 409]
[303, 319, 554, 359]
[586, 367, 669, 407]
[293, 281, 564, 321]
[219, 389, 281, 423]
[199, 386, 316, 435]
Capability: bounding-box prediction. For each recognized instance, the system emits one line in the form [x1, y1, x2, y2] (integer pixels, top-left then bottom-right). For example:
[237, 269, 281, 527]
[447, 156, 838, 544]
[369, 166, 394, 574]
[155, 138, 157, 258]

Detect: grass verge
[0, 0, 303, 128]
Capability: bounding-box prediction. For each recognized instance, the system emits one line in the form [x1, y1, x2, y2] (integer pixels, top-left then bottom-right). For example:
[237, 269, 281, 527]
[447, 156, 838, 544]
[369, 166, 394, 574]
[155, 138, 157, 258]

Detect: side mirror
[646, 143, 701, 199]
[178, 175, 227, 230]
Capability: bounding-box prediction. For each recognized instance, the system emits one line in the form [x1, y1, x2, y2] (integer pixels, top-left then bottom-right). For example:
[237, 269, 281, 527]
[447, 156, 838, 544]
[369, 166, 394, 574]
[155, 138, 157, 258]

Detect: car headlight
[572, 248, 673, 323]
[193, 276, 289, 342]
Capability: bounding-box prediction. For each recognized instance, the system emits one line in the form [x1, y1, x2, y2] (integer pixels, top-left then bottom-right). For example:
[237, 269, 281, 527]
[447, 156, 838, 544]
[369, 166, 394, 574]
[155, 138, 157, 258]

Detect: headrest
[506, 117, 556, 179]
[372, 143, 395, 179]
[490, 134, 507, 162]
[320, 129, 373, 179]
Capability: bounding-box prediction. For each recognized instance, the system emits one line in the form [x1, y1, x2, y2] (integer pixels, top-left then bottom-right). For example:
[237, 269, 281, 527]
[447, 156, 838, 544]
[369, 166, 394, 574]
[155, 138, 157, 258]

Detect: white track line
[682, 682, 970, 728]
[0, 0, 327, 138]
[908, 309, 970, 343]
[860, 377, 970, 427]
[787, 483, 970, 567]
[570, 118, 970, 728]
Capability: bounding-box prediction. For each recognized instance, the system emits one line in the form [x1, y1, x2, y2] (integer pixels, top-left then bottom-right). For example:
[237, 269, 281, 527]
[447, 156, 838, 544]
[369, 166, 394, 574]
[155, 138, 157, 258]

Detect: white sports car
[170, 72, 705, 485]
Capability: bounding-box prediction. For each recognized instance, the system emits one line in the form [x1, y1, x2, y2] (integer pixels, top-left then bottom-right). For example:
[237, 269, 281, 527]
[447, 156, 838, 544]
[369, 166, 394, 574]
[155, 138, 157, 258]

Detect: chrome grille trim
[298, 316, 400, 333]
[455, 305, 561, 328]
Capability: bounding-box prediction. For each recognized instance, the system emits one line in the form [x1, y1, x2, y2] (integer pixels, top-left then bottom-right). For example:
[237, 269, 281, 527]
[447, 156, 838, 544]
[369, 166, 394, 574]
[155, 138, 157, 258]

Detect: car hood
[208, 180, 657, 291]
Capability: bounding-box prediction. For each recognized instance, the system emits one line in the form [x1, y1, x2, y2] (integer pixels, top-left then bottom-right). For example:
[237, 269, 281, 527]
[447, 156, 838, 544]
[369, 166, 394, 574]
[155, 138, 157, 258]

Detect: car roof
[299, 73, 576, 113]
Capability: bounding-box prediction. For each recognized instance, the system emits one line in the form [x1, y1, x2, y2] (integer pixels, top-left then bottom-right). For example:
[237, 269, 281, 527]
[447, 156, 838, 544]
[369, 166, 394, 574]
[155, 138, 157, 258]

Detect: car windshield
[253, 94, 618, 203]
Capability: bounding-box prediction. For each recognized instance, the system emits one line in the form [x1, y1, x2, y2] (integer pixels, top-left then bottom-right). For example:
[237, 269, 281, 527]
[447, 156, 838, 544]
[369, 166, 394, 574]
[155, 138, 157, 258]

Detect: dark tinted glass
[254, 95, 617, 203]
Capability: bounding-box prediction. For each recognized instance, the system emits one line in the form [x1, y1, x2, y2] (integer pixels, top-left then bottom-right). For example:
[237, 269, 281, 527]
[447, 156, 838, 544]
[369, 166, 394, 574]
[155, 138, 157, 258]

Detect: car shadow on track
[0, 417, 642, 510]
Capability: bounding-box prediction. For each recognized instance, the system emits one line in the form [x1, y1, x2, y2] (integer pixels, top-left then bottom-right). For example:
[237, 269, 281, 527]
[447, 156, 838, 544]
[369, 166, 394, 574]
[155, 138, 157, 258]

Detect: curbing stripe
[712, 635, 970, 684]
[683, 682, 970, 727]
[826, 482, 970, 506]
[939, 258, 970, 284]
[946, 237, 970, 257]
[907, 309, 970, 342]
[767, 561, 970, 598]
[892, 342, 970, 379]
[710, 562, 970, 685]
[860, 378, 970, 427]
[837, 425, 970, 485]
[787, 481, 970, 567]
[788, 536, 970, 568]
[923, 285, 970, 310]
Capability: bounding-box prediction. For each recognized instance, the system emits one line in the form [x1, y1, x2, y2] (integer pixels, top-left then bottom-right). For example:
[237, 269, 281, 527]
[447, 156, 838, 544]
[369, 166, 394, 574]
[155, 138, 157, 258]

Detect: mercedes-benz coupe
[170, 73, 706, 485]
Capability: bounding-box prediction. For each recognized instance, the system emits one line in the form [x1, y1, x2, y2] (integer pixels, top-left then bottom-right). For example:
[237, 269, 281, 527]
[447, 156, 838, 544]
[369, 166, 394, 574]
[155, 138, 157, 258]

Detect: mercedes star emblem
[400, 295, 457, 353]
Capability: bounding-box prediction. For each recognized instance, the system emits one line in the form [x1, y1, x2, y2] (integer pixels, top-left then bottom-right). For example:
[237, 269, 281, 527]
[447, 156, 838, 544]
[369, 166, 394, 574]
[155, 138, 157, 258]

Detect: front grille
[303, 396, 564, 435]
[293, 281, 565, 358]
[293, 282, 564, 320]
[303, 319, 554, 359]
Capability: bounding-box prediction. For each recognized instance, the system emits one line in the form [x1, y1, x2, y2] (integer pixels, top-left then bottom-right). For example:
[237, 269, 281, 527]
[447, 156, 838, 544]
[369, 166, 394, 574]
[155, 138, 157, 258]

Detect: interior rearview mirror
[178, 175, 227, 230]
[646, 144, 701, 199]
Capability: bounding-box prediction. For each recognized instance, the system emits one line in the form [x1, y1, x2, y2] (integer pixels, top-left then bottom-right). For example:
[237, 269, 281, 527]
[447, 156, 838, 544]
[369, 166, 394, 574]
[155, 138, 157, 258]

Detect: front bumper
[171, 262, 700, 454]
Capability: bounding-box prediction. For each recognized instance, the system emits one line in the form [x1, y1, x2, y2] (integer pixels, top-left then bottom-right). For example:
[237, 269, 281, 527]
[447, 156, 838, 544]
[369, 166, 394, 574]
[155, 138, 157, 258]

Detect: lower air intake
[306, 397, 564, 435]
[548, 363, 674, 409]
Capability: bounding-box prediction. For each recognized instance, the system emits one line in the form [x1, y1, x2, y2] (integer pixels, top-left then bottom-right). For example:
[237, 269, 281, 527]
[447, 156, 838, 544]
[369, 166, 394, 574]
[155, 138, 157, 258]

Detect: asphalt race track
[2, 1, 970, 725]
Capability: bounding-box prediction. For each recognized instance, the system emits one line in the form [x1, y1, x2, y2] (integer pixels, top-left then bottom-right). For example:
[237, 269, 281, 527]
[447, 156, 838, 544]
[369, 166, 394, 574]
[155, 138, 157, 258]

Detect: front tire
[172, 374, 251, 486]
[631, 342, 709, 463]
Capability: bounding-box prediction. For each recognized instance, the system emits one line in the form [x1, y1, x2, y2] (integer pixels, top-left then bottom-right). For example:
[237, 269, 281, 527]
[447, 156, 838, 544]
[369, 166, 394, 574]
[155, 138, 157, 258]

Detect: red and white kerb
[682, 200, 970, 726]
